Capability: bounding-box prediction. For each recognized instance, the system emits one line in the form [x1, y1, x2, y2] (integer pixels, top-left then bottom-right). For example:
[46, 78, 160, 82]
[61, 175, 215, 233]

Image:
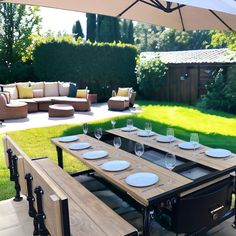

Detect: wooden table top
[51, 134, 192, 207]
[108, 128, 236, 171]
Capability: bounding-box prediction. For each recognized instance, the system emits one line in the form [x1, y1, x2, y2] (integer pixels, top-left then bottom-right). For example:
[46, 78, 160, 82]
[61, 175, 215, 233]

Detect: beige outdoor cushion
[117, 87, 132, 97]
[1, 84, 18, 99]
[33, 89, 44, 98]
[109, 96, 129, 101]
[44, 82, 59, 97]
[31, 82, 44, 90]
[76, 89, 88, 98]
[17, 85, 33, 99]
[58, 82, 70, 96]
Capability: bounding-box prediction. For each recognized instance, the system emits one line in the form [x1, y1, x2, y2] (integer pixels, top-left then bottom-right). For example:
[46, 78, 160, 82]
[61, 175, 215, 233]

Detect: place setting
[136, 122, 156, 137]
[58, 135, 79, 143]
[155, 127, 176, 143]
[120, 119, 138, 132]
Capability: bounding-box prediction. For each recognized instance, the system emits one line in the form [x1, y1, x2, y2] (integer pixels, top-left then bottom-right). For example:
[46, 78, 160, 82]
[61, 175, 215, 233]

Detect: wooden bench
[3, 135, 138, 236]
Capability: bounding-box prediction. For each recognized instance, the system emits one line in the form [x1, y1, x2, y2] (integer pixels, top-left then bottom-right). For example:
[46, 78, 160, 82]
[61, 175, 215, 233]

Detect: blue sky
[40, 7, 86, 34]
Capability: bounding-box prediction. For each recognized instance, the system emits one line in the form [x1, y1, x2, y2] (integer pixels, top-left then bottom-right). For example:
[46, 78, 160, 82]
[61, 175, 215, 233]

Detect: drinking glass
[83, 123, 88, 135]
[145, 122, 152, 135]
[111, 120, 116, 129]
[165, 153, 176, 184]
[166, 127, 174, 144]
[94, 128, 103, 140]
[113, 137, 122, 158]
[127, 119, 133, 130]
[135, 142, 144, 168]
[190, 133, 199, 155]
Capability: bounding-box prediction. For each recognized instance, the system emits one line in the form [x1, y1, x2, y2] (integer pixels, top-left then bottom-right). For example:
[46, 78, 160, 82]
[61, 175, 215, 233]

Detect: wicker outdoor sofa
[0, 81, 91, 120]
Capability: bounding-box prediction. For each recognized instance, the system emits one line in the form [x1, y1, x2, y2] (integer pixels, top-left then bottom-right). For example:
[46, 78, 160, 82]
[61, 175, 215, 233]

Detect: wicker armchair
[0, 93, 28, 120]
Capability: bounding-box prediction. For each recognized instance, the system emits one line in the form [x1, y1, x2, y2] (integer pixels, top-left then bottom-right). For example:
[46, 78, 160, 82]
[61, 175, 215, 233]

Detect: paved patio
[0, 103, 136, 133]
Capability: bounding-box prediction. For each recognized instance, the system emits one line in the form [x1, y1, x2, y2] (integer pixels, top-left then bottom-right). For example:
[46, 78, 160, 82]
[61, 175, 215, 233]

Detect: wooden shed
[141, 48, 236, 105]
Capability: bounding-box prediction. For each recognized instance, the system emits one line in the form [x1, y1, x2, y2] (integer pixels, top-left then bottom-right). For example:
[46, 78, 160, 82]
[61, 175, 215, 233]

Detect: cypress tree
[72, 20, 84, 39]
[127, 20, 134, 44]
[86, 13, 96, 42]
[121, 19, 128, 43]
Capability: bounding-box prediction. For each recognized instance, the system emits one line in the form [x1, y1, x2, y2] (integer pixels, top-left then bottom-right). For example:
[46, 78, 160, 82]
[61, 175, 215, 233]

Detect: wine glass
[127, 119, 133, 130]
[135, 142, 144, 168]
[145, 122, 152, 135]
[113, 137, 121, 158]
[190, 133, 199, 156]
[94, 128, 103, 140]
[165, 153, 176, 184]
[111, 120, 116, 129]
[166, 127, 174, 144]
[83, 123, 88, 135]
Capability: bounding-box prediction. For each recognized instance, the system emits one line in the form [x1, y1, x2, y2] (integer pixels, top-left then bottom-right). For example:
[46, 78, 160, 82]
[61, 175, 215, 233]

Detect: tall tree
[0, 3, 41, 64]
[97, 15, 120, 42]
[86, 13, 96, 42]
[121, 19, 128, 43]
[72, 19, 84, 40]
[127, 21, 134, 44]
[211, 31, 236, 51]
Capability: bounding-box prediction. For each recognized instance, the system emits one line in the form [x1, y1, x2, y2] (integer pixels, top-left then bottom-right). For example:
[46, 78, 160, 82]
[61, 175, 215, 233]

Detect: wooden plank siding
[155, 63, 235, 105]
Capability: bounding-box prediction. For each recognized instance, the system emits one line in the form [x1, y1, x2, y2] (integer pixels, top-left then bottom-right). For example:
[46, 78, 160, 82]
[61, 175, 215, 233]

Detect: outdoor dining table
[51, 129, 236, 236]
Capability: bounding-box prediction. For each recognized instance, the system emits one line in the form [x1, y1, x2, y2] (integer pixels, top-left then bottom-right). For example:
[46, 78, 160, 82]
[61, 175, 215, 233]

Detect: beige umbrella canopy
[1, 0, 236, 31]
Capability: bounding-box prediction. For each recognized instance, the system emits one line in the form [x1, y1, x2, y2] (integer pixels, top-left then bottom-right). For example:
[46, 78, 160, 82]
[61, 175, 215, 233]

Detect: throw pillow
[68, 83, 77, 97]
[33, 89, 44, 98]
[30, 82, 44, 90]
[17, 85, 33, 99]
[1, 84, 18, 99]
[44, 82, 59, 97]
[58, 82, 70, 96]
[76, 89, 88, 98]
[117, 88, 130, 97]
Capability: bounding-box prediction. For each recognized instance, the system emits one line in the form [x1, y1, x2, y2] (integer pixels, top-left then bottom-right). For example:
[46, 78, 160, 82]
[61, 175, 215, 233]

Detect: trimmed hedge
[33, 40, 138, 101]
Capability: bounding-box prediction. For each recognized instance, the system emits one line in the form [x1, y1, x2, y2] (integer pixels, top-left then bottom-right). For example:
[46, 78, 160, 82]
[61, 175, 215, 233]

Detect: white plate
[121, 126, 138, 132]
[205, 149, 232, 158]
[156, 135, 176, 143]
[125, 172, 159, 187]
[101, 160, 130, 172]
[137, 131, 156, 137]
[178, 142, 201, 150]
[82, 150, 108, 160]
[69, 143, 91, 150]
[59, 136, 78, 143]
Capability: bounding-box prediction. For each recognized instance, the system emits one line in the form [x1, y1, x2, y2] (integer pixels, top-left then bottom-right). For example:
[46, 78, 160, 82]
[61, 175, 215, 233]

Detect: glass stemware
[111, 119, 116, 129]
[94, 128, 103, 141]
[165, 153, 176, 184]
[127, 119, 133, 130]
[190, 133, 199, 156]
[166, 127, 174, 144]
[83, 123, 88, 135]
[113, 137, 122, 158]
[145, 122, 152, 135]
[134, 142, 144, 168]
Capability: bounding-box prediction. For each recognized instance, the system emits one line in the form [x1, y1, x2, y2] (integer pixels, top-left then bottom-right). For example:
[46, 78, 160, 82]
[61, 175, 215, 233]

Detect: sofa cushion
[109, 96, 129, 101]
[76, 89, 88, 98]
[17, 85, 33, 99]
[68, 83, 77, 97]
[44, 82, 59, 97]
[58, 82, 70, 96]
[1, 84, 18, 99]
[30, 82, 44, 90]
[117, 88, 131, 97]
[17, 82, 30, 87]
[33, 89, 44, 98]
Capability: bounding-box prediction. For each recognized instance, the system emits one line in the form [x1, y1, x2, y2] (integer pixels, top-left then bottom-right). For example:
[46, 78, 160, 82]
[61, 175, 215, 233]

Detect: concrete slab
[0, 103, 136, 133]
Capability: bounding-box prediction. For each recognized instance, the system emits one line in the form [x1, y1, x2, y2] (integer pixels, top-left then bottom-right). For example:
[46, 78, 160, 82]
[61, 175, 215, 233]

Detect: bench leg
[56, 146, 63, 169]
[12, 155, 23, 202]
[7, 148, 14, 181]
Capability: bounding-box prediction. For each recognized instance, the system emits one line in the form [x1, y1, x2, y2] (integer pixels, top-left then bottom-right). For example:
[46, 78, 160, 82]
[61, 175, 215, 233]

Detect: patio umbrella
[1, 0, 236, 31]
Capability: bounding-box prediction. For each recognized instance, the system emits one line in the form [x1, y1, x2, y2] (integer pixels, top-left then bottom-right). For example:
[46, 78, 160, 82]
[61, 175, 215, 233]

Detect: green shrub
[197, 69, 236, 113]
[136, 57, 168, 99]
[33, 39, 138, 101]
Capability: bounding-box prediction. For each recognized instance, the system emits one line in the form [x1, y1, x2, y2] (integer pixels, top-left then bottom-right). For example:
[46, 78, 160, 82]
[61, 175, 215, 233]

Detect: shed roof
[140, 48, 236, 64]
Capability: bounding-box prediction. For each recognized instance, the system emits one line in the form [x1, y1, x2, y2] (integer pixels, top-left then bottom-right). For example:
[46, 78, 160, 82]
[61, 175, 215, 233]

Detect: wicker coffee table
[48, 104, 74, 117]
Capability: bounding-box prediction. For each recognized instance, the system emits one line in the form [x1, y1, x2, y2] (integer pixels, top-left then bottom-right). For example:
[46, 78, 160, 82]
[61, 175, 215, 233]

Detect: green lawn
[1, 100, 236, 200]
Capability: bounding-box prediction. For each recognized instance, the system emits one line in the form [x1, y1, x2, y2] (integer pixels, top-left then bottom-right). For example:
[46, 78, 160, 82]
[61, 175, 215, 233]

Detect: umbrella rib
[177, 3, 185, 31]
[117, 0, 140, 17]
[209, 10, 234, 32]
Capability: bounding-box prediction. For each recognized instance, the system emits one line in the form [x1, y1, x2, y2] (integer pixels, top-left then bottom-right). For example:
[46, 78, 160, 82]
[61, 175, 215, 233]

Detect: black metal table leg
[56, 146, 63, 169]
[143, 207, 151, 236]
